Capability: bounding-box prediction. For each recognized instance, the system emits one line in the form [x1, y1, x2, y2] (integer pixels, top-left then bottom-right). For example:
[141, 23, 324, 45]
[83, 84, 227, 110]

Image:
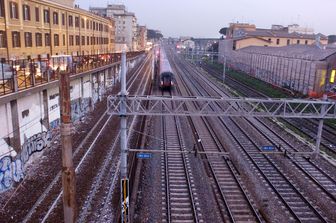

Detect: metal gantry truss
[108, 95, 336, 119]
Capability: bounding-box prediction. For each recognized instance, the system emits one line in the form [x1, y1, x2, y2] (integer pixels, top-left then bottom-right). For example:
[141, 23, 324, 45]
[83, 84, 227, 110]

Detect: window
[0, 31, 6, 48]
[86, 20, 89, 29]
[81, 36, 85, 45]
[12, 31, 21, 48]
[53, 12, 58, 25]
[69, 35, 74, 46]
[10, 2, 19, 19]
[0, 0, 4, 17]
[276, 39, 280, 45]
[54, 34, 59, 46]
[35, 7, 40, 22]
[87, 36, 90, 45]
[68, 15, 73, 26]
[93, 22, 95, 30]
[22, 5, 30, 21]
[305, 40, 308, 45]
[35, 33, 42, 47]
[62, 13, 65, 26]
[75, 17, 79, 27]
[81, 18, 85, 29]
[63, 34, 65, 46]
[44, 9, 50, 23]
[45, 33, 50, 46]
[297, 39, 300, 44]
[22, 109, 29, 118]
[287, 39, 290, 45]
[24, 32, 32, 47]
[75, 35, 80, 45]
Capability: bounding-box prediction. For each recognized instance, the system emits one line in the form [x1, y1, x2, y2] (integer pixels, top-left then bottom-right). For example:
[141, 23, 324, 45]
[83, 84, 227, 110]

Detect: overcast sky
[75, 0, 335, 38]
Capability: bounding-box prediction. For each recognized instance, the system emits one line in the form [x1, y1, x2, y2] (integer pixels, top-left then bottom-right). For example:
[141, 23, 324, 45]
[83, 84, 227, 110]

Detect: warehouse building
[0, 0, 115, 60]
[219, 43, 336, 97]
[225, 23, 328, 50]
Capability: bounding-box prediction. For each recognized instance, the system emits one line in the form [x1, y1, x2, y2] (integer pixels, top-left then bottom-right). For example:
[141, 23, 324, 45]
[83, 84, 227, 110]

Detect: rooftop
[235, 29, 327, 40]
[240, 45, 336, 61]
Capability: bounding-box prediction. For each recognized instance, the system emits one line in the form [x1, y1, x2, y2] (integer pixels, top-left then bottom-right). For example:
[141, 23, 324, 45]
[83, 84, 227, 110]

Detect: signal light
[331, 70, 335, 83]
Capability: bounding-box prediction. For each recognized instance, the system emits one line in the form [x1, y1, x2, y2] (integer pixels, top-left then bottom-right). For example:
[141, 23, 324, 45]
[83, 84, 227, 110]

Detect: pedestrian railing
[0, 51, 144, 96]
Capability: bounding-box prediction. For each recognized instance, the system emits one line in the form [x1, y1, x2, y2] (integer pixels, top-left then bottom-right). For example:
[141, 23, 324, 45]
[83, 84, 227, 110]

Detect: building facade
[225, 23, 328, 51]
[0, 0, 115, 60]
[90, 4, 138, 52]
[136, 25, 147, 51]
[219, 42, 336, 97]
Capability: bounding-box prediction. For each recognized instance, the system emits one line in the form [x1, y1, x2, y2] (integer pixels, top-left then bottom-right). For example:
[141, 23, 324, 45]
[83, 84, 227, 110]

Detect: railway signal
[121, 178, 129, 223]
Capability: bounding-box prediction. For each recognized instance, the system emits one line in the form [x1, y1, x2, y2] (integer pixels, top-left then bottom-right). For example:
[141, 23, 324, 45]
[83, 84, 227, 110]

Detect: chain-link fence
[220, 51, 323, 96]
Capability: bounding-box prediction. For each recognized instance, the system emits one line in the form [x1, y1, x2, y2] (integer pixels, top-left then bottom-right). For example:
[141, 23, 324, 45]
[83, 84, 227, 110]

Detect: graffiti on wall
[71, 99, 81, 121]
[81, 98, 91, 113]
[0, 131, 52, 192]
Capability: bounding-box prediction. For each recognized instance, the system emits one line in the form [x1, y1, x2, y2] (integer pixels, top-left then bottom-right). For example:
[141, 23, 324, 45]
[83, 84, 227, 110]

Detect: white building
[288, 24, 314, 35]
[90, 4, 137, 52]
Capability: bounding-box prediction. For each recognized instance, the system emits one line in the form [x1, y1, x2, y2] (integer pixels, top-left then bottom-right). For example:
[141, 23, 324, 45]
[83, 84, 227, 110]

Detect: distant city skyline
[75, 0, 336, 38]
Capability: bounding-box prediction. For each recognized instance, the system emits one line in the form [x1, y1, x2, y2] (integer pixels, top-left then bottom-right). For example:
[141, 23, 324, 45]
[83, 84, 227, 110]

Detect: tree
[219, 27, 228, 36]
[147, 29, 163, 40]
[328, 35, 336, 44]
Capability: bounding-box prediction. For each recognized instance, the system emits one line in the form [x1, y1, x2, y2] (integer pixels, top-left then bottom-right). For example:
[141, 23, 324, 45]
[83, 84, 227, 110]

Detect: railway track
[76, 55, 152, 223]
[198, 61, 336, 193]
[195, 58, 336, 201]
[160, 90, 202, 223]
[169, 47, 263, 222]
[169, 47, 335, 221]
[200, 63, 336, 156]
[18, 53, 151, 222]
[245, 117, 336, 194]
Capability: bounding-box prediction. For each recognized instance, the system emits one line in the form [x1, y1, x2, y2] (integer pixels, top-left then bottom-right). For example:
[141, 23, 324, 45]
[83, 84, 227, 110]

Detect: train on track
[158, 47, 175, 90]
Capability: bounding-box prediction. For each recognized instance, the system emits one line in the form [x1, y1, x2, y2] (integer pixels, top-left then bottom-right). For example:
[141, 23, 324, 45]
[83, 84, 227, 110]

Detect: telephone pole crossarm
[107, 95, 336, 119]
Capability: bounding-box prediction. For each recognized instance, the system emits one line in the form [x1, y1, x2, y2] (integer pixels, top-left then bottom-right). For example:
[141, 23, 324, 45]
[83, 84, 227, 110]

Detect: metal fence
[0, 51, 144, 96]
[222, 51, 318, 96]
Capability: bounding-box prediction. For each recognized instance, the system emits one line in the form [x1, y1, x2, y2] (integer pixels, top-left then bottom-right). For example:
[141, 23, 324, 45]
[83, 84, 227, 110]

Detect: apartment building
[90, 4, 139, 52]
[0, 0, 115, 60]
[136, 25, 147, 51]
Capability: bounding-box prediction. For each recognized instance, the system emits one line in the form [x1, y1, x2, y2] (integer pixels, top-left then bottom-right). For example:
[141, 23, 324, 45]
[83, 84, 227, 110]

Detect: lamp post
[222, 55, 226, 83]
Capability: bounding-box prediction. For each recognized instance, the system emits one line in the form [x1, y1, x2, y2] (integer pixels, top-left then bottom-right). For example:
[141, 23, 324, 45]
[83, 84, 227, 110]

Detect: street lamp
[222, 55, 226, 83]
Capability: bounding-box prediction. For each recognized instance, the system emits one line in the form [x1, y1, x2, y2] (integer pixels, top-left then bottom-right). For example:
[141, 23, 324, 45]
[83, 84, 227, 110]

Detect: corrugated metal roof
[239, 45, 336, 61]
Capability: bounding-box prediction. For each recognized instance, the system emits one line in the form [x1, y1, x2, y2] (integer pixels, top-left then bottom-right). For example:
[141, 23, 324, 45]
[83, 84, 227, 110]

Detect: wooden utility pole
[59, 71, 77, 222]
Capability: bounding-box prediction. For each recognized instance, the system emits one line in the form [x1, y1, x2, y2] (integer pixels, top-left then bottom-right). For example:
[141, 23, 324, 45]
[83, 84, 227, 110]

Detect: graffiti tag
[0, 131, 52, 192]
